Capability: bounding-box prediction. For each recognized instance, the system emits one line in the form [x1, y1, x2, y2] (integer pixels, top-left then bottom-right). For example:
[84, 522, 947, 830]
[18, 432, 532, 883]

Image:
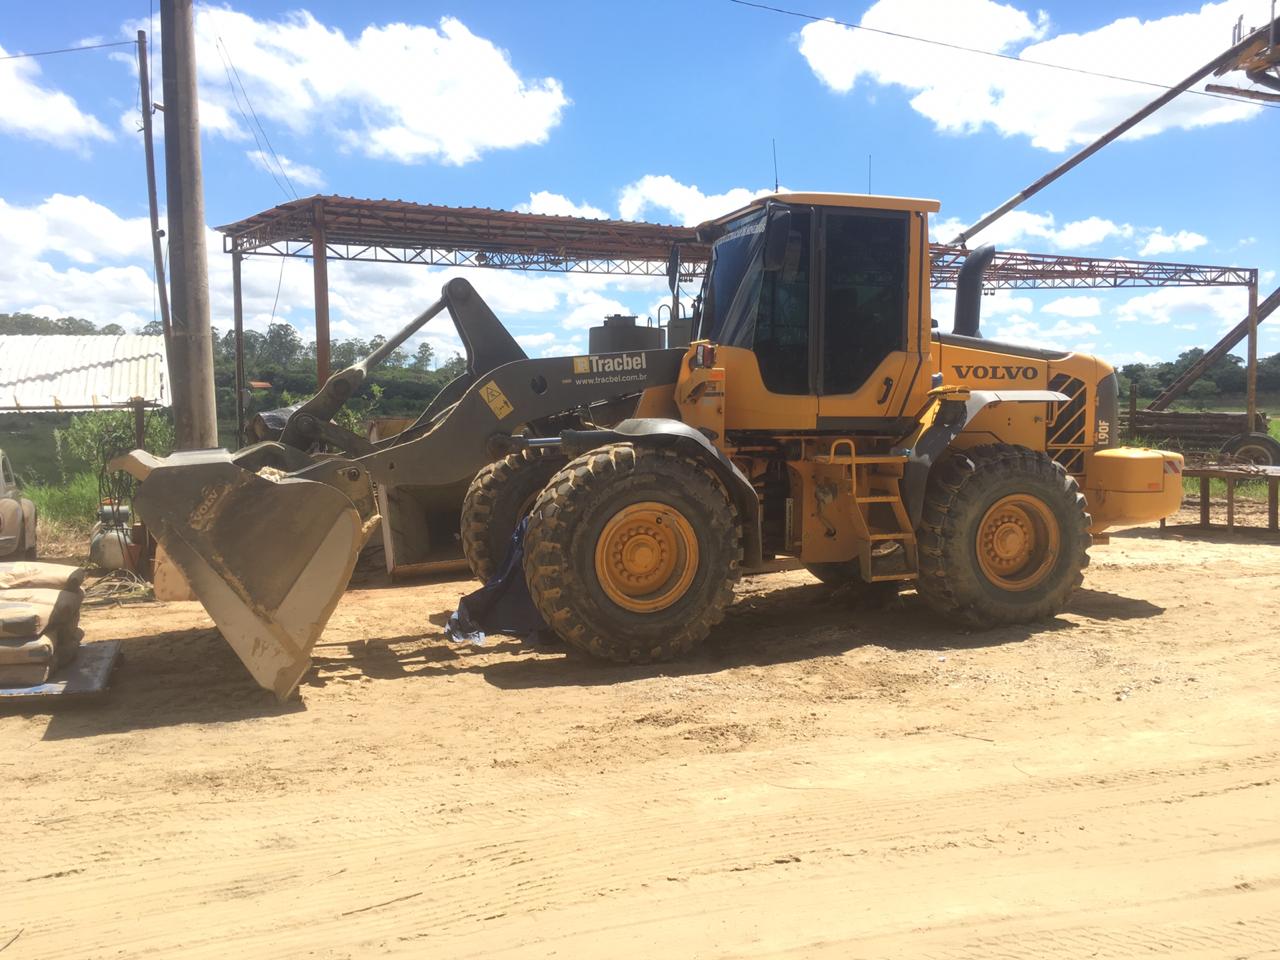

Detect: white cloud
[1138, 228, 1208, 257]
[246, 150, 325, 189]
[1114, 287, 1246, 332]
[0, 45, 112, 149]
[515, 191, 608, 220]
[934, 207, 1213, 262]
[988, 315, 1100, 351]
[162, 8, 568, 165]
[1107, 350, 1162, 365]
[798, 0, 1261, 152]
[0, 194, 151, 265]
[618, 175, 774, 226]
[932, 210, 1133, 250]
[1041, 295, 1102, 318]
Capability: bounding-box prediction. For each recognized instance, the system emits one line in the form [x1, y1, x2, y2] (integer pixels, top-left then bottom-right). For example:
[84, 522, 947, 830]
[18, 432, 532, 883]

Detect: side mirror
[666, 245, 680, 294]
[763, 208, 792, 271]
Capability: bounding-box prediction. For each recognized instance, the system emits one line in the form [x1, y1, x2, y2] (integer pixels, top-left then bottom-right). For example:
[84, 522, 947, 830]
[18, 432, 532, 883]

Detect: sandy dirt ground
[2, 513, 1279, 958]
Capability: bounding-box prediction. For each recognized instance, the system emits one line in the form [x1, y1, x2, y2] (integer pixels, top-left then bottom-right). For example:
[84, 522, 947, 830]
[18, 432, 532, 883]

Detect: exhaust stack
[952, 244, 996, 338]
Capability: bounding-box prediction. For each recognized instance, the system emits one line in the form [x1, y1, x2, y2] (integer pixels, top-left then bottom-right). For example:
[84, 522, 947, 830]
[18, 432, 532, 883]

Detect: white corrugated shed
[0, 335, 168, 412]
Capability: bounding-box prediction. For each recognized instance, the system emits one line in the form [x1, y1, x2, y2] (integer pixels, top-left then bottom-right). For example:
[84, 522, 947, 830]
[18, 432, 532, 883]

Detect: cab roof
[699, 192, 941, 231]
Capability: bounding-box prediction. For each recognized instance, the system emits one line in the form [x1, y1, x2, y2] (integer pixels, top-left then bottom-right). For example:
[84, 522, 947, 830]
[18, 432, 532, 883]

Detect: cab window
[821, 211, 908, 395]
[752, 211, 812, 395]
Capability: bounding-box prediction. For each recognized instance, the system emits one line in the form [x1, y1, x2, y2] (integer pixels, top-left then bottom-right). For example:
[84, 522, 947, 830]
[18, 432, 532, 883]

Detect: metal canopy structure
[217, 195, 1256, 290]
[929, 246, 1254, 291]
[219, 196, 708, 277]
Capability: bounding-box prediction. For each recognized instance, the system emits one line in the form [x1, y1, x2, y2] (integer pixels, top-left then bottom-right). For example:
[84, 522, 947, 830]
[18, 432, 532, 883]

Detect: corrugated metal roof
[0, 335, 168, 412]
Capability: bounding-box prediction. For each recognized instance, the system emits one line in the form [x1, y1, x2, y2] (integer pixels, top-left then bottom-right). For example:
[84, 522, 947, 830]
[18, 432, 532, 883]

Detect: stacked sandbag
[0, 562, 86, 687]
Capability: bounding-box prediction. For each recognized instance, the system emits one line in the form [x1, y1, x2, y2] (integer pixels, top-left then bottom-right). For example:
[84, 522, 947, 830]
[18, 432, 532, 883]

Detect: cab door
[814, 208, 922, 431]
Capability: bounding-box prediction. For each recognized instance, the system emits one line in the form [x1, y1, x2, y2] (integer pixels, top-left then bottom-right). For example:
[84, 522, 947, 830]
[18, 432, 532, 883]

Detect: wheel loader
[114, 192, 1184, 699]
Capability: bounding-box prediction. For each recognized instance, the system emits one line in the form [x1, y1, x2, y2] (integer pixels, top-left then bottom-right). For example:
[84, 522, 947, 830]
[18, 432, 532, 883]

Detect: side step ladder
[819, 442, 917, 582]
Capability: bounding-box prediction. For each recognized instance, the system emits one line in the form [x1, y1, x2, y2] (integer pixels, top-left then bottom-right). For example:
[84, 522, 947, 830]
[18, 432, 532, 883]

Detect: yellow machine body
[668, 191, 1182, 579]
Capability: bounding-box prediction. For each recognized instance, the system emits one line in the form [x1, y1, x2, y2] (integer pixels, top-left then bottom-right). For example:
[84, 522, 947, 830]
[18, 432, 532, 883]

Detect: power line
[217, 36, 299, 199]
[213, 38, 295, 200]
[0, 39, 136, 61]
[727, 0, 1280, 110]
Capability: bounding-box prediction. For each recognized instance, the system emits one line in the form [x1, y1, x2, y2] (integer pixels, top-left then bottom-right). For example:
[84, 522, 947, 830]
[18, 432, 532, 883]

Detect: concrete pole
[160, 0, 218, 449]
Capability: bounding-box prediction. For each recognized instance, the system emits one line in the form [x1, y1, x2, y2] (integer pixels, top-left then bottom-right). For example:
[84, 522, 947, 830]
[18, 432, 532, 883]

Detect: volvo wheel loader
[115, 193, 1183, 699]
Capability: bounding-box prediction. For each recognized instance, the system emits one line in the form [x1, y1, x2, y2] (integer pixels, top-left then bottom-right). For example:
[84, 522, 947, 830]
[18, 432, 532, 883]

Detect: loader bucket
[113, 449, 374, 700]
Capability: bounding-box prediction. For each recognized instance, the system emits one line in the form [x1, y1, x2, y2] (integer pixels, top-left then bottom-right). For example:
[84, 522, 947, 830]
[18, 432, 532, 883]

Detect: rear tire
[916, 444, 1090, 628]
[523, 443, 742, 663]
[1220, 432, 1280, 466]
[460, 449, 563, 582]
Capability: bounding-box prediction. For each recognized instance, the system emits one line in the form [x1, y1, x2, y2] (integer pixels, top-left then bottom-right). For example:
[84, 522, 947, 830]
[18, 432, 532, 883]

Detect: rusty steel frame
[928, 246, 1256, 291]
[219, 196, 1256, 290]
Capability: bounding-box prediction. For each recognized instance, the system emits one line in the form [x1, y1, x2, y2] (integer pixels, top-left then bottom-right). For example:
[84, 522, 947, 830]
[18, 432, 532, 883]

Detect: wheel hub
[976, 495, 1060, 591]
[595, 503, 698, 612]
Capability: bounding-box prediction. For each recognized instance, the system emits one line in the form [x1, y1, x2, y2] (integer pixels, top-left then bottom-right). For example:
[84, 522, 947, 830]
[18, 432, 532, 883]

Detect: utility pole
[160, 0, 218, 449]
[136, 30, 172, 371]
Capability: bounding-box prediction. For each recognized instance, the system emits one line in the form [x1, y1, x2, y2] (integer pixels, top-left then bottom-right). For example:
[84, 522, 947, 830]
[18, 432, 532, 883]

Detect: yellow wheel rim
[975, 494, 1060, 592]
[594, 501, 699, 613]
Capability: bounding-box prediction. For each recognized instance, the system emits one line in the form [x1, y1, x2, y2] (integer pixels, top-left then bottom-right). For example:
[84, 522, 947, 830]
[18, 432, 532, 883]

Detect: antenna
[772, 138, 779, 192]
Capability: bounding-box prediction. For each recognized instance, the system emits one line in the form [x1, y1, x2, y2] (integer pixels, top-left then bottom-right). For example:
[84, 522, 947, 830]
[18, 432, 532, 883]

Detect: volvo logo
[953, 364, 1038, 381]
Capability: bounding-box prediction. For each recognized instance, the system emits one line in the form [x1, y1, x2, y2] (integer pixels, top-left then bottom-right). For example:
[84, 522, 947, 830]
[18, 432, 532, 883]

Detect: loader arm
[117, 335, 685, 700]
[280, 278, 528, 453]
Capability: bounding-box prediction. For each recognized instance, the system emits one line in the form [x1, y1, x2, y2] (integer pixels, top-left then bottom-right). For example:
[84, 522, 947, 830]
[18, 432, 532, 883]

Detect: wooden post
[133, 400, 146, 449]
[1128, 380, 1138, 440]
[1200, 475, 1211, 527]
[232, 251, 246, 446]
[312, 199, 331, 384]
[1247, 278, 1259, 432]
[1269, 477, 1278, 532]
[1226, 477, 1236, 530]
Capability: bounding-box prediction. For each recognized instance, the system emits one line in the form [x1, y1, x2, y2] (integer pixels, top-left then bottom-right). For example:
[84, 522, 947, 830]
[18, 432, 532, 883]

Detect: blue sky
[0, 0, 1276, 366]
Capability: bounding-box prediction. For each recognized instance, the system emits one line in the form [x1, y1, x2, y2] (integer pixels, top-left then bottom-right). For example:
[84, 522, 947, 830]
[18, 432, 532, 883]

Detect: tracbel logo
[953, 364, 1038, 381]
[573, 353, 648, 375]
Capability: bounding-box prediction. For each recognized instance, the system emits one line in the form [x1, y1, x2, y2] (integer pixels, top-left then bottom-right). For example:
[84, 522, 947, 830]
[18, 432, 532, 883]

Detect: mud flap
[114, 449, 375, 700]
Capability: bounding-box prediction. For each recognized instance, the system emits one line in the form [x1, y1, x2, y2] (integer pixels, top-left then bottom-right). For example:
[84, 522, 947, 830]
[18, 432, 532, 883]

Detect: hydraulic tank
[589, 314, 664, 354]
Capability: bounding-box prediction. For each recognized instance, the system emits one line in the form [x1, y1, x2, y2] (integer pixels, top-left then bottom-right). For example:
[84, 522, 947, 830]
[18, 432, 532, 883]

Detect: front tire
[523, 443, 742, 663]
[916, 444, 1090, 628]
[460, 449, 563, 582]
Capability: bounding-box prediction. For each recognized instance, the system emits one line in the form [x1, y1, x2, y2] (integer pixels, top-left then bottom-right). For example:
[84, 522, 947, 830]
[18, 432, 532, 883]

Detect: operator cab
[687, 193, 939, 433]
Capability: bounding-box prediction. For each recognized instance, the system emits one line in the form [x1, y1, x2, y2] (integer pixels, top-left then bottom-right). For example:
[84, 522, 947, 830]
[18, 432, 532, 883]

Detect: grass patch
[23, 472, 100, 562]
[1182, 475, 1273, 501]
[25, 471, 100, 526]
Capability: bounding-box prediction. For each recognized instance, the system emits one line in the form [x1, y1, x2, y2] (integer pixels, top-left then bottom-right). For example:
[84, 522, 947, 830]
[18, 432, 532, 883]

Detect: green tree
[410, 341, 435, 371]
[1186, 378, 1219, 410]
[56, 410, 175, 472]
[264, 322, 303, 368]
[437, 353, 467, 380]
